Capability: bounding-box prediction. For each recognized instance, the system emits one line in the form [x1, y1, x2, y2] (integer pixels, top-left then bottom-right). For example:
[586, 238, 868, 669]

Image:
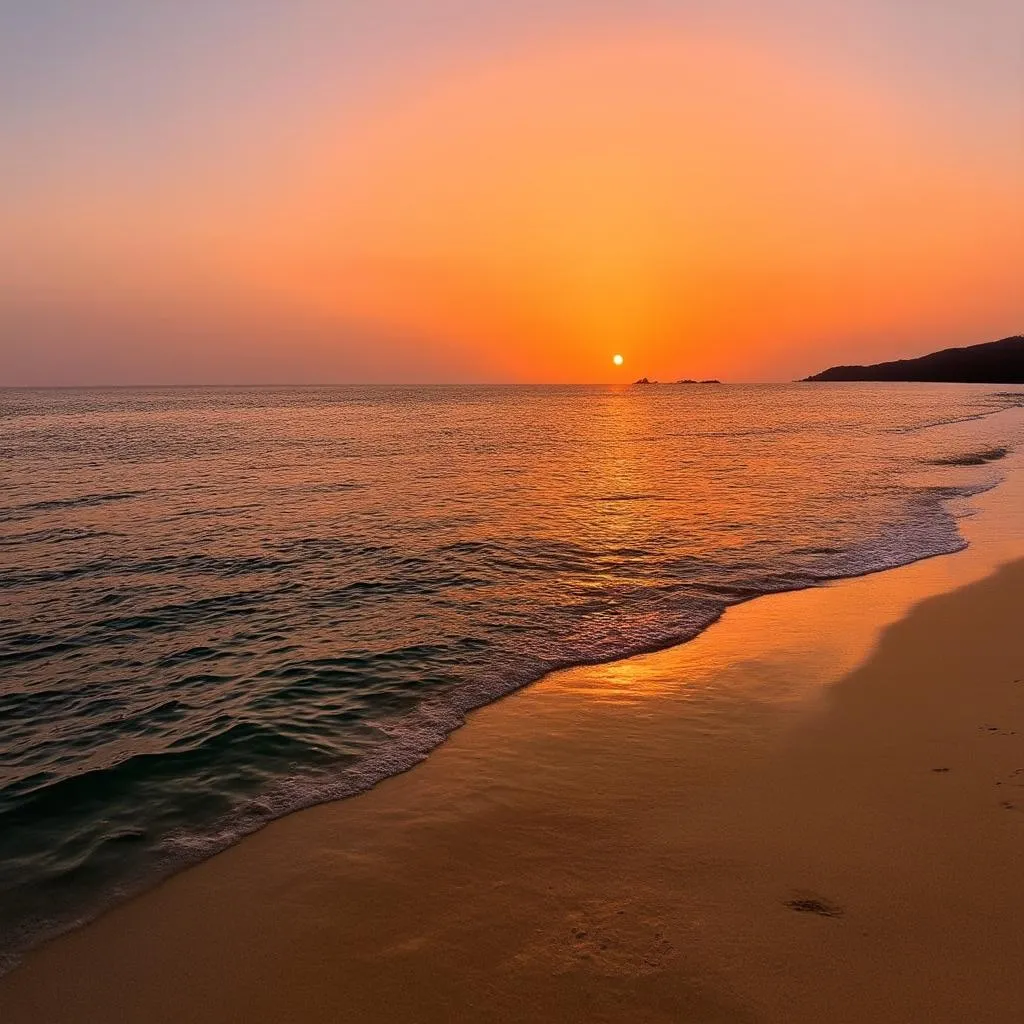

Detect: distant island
[633, 378, 722, 386]
[804, 335, 1024, 383]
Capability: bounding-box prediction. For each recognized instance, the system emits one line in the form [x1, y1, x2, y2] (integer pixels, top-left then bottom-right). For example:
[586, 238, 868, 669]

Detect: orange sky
[261, 33, 1023, 382]
[3, 14, 1022, 383]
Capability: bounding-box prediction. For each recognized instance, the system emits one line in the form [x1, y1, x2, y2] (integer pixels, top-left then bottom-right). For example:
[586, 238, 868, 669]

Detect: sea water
[2, 383, 1023, 966]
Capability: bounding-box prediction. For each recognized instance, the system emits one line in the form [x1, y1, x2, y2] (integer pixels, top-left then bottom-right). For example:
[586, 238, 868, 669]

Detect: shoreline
[3, 459, 1024, 1020]
[0, 482, 998, 974]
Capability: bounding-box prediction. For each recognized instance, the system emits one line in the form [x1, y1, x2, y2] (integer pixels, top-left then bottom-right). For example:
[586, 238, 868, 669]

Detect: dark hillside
[804, 335, 1024, 383]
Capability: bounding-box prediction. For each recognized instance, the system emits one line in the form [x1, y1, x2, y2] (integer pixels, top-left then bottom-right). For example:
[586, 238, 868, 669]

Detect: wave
[929, 447, 1010, 467]
[1, 491, 146, 519]
[0, 472, 985, 976]
[2, 384, 1023, 976]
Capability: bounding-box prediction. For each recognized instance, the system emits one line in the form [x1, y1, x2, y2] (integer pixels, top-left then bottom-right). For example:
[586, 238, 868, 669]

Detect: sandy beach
[4, 468, 1024, 1022]
[6, 3, 1022, 1016]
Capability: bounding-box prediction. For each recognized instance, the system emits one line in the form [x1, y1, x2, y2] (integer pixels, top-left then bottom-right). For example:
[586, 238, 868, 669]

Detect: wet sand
[3, 483, 1024, 1022]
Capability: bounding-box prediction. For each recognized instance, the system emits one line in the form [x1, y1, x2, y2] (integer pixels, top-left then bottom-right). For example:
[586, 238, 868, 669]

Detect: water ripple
[1, 382, 1022, 971]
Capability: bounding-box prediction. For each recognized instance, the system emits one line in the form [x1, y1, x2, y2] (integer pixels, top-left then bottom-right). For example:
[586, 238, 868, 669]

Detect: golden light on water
[613, 354, 624, 367]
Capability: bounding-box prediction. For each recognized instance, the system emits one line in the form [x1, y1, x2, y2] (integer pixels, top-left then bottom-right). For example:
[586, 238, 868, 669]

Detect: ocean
[2, 383, 1023, 967]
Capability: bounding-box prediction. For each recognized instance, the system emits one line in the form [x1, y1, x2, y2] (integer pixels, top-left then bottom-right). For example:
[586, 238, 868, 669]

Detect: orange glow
[235, 32, 1023, 381]
[10, 29, 1023, 382]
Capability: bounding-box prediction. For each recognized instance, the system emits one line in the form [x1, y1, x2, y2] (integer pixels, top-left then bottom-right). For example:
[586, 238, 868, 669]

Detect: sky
[1, 1, 1022, 384]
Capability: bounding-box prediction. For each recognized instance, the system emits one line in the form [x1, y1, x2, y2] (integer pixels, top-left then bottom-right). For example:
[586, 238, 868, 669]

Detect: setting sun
[4, 6, 1024, 1022]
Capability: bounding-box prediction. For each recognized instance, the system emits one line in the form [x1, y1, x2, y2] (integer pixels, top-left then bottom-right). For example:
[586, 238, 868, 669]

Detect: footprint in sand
[520, 906, 677, 977]
[996, 769, 1024, 811]
[995, 769, 1024, 791]
[784, 893, 844, 918]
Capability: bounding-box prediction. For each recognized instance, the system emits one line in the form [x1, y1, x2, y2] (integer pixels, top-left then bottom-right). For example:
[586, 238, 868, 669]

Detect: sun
[612, 354, 624, 367]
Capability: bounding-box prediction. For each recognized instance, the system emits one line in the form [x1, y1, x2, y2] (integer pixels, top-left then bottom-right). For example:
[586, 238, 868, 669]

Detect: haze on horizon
[2, 0, 1022, 386]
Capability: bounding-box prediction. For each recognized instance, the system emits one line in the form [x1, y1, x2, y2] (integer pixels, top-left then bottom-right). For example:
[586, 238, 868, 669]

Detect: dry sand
[3, 481, 1024, 1022]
